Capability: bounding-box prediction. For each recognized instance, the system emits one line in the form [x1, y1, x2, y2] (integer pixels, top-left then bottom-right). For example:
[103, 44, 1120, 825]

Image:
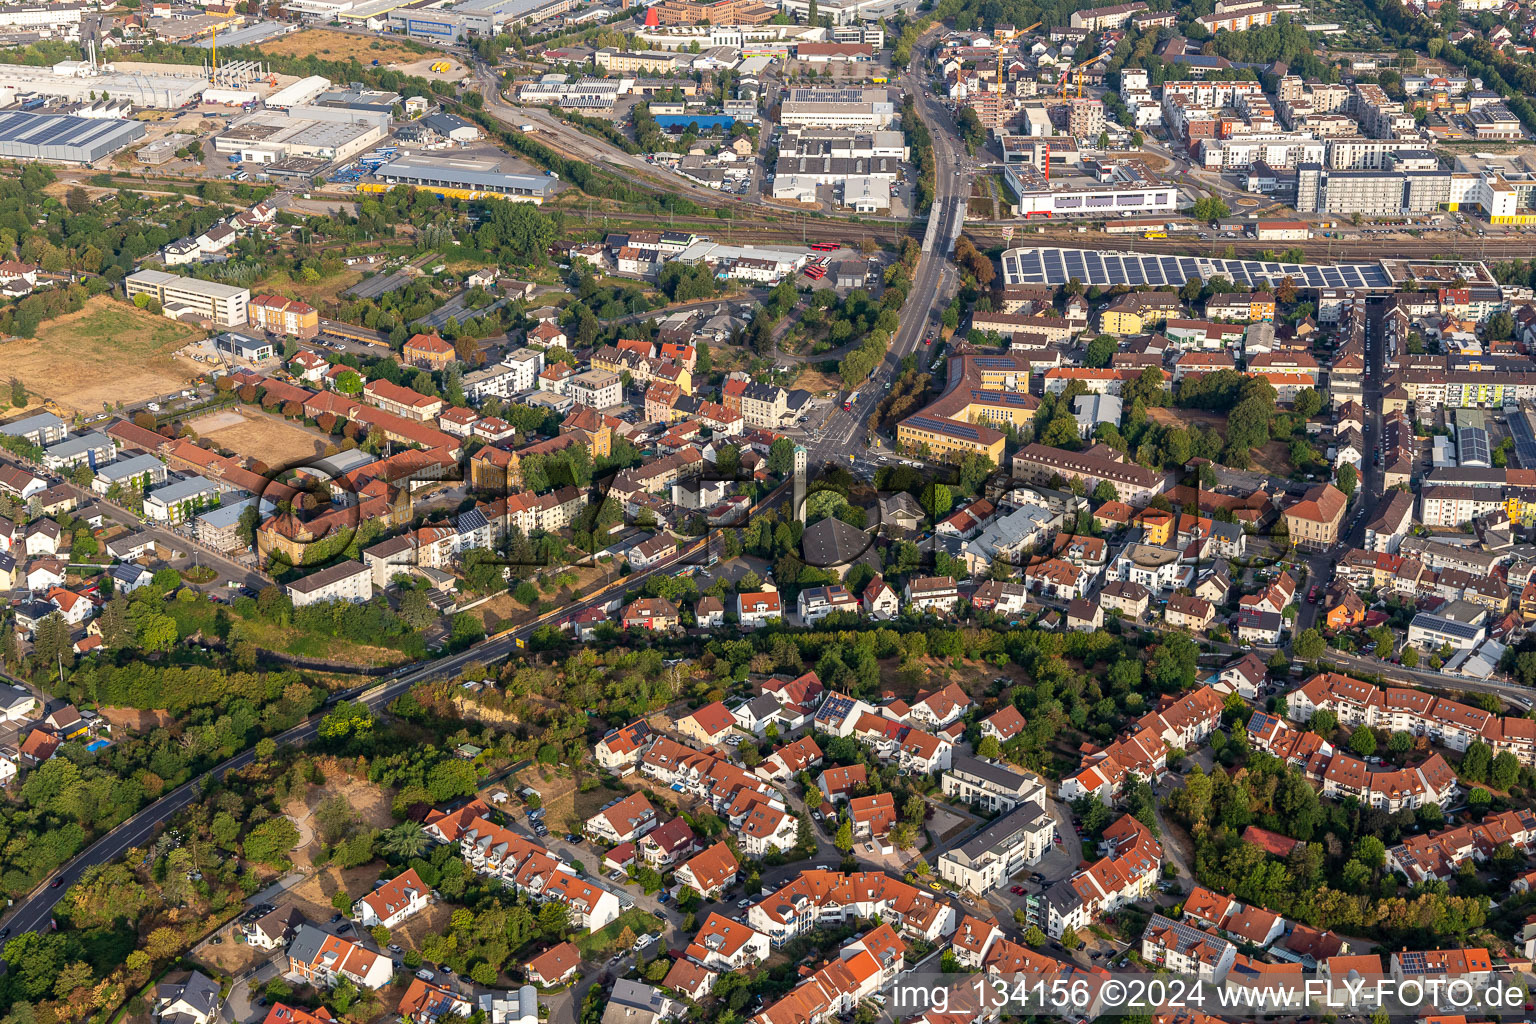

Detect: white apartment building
[568, 369, 622, 410]
[125, 269, 249, 327]
[936, 801, 1056, 893]
[285, 559, 374, 608]
[941, 755, 1048, 814]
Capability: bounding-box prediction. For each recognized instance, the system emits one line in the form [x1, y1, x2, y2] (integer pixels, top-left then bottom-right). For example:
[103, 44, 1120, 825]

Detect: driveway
[220, 953, 283, 1023]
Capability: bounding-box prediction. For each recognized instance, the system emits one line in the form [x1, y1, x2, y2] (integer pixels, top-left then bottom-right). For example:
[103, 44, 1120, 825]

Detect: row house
[1060, 686, 1224, 801]
[1041, 815, 1162, 938]
[1289, 672, 1536, 765]
[1022, 557, 1093, 600]
[749, 926, 905, 1024]
[639, 737, 795, 856]
[746, 870, 957, 948]
[426, 800, 621, 931]
[1182, 886, 1286, 949]
[286, 924, 393, 990]
[970, 579, 1030, 617]
[1386, 809, 1536, 883]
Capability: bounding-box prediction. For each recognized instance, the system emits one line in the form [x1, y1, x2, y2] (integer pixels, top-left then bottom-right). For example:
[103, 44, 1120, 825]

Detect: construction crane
[998, 23, 1043, 92]
[1058, 50, 1112, 99]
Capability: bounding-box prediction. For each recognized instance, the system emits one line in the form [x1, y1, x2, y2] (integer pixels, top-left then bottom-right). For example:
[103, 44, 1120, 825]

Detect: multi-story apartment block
[746, 869, 957, 947]
[568, 369, 622, 410]
[126, 269, 248, 327]
[937, 800, 1056, 893]
[249, 294, 319, 338]
[285, 559, 373, 608]
[1290, 672, 1536, 765]
[941, 756, 1047, 814]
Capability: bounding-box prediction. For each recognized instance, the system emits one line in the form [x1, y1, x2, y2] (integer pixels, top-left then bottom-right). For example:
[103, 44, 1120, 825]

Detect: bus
[809, 242, 839, 252]
[803, 264, 826, 280]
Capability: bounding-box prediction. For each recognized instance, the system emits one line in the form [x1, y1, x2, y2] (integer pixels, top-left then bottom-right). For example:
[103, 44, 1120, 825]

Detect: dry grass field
[14, 298, 202, 416]
[262, 29, 428, 66]
[189, 408, 330, 467]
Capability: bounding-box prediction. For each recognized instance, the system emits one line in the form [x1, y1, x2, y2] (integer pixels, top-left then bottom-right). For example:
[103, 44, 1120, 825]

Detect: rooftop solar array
[1457, 425, 1490, 466]
[1409, 613, 1483, 640]
[1002, 248, 1396, 291]
[907, 415, 981, 440]
[817, 693, 858, 722]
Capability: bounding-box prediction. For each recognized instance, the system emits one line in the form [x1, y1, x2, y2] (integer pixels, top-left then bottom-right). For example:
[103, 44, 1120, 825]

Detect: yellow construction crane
[999, 23, 1042, 91]
[1059, 50, 1111, 99]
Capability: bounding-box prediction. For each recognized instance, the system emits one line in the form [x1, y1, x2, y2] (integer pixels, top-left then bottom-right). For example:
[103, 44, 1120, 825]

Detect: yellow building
[896, 414, 1005, 465]
[1098, 307, 1145, 335]
[1133, 508, 1174, 545]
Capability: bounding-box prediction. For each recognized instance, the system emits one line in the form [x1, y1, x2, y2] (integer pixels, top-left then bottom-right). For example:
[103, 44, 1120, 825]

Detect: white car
[737, 898, 752, 908]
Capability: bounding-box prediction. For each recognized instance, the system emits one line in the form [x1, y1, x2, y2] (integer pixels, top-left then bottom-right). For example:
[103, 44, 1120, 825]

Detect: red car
[1010, 885, 1026, 895]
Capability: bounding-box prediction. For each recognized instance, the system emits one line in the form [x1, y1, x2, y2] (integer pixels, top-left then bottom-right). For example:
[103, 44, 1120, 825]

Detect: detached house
[685, 913, 770, 972]
[906, 683, 972, 731]
[737, 590, 783, 628]
[678, 701, 737, 747]
[675, 841, 739, 899]
[286, 924, 393, 991]
[862, 576, 899, 619]
[526, 941, 583, 987]
[355, 868, 430, 929]
[981, 706, 1027, 744]
[586, 792, 660, 845]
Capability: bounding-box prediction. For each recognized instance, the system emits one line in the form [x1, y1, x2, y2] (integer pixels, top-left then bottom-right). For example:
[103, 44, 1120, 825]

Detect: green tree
[1191, 197, 1231, 222]
[1348, 727, 1377, 757]
[1293, 627, 1325, 661]
[1084, 335, 1117, 368]
[1336, 463, 1357, 497]
[834, 820, 853, 853]
[243, 817, 301, 866]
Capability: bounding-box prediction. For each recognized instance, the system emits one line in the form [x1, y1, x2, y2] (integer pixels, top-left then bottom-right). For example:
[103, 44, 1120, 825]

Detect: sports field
[14, 298, 201, 416]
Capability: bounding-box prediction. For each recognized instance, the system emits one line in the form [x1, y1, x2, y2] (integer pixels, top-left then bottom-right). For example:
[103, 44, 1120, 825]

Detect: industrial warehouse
[360, 156, 557, 203]
[0, 108, 145, 163]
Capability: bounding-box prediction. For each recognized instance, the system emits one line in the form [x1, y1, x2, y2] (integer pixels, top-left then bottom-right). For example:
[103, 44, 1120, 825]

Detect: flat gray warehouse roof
[0, 110, 145, 164]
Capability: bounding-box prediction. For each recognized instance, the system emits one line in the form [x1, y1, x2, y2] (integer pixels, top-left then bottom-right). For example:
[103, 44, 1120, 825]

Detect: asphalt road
[801, 46, 969, 469]
[2, 476, 794, 942]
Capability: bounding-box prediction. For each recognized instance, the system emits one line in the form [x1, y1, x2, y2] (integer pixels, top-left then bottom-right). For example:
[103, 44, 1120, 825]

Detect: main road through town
[0, 484, 794, 945]
[801, 39, 971, 469]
